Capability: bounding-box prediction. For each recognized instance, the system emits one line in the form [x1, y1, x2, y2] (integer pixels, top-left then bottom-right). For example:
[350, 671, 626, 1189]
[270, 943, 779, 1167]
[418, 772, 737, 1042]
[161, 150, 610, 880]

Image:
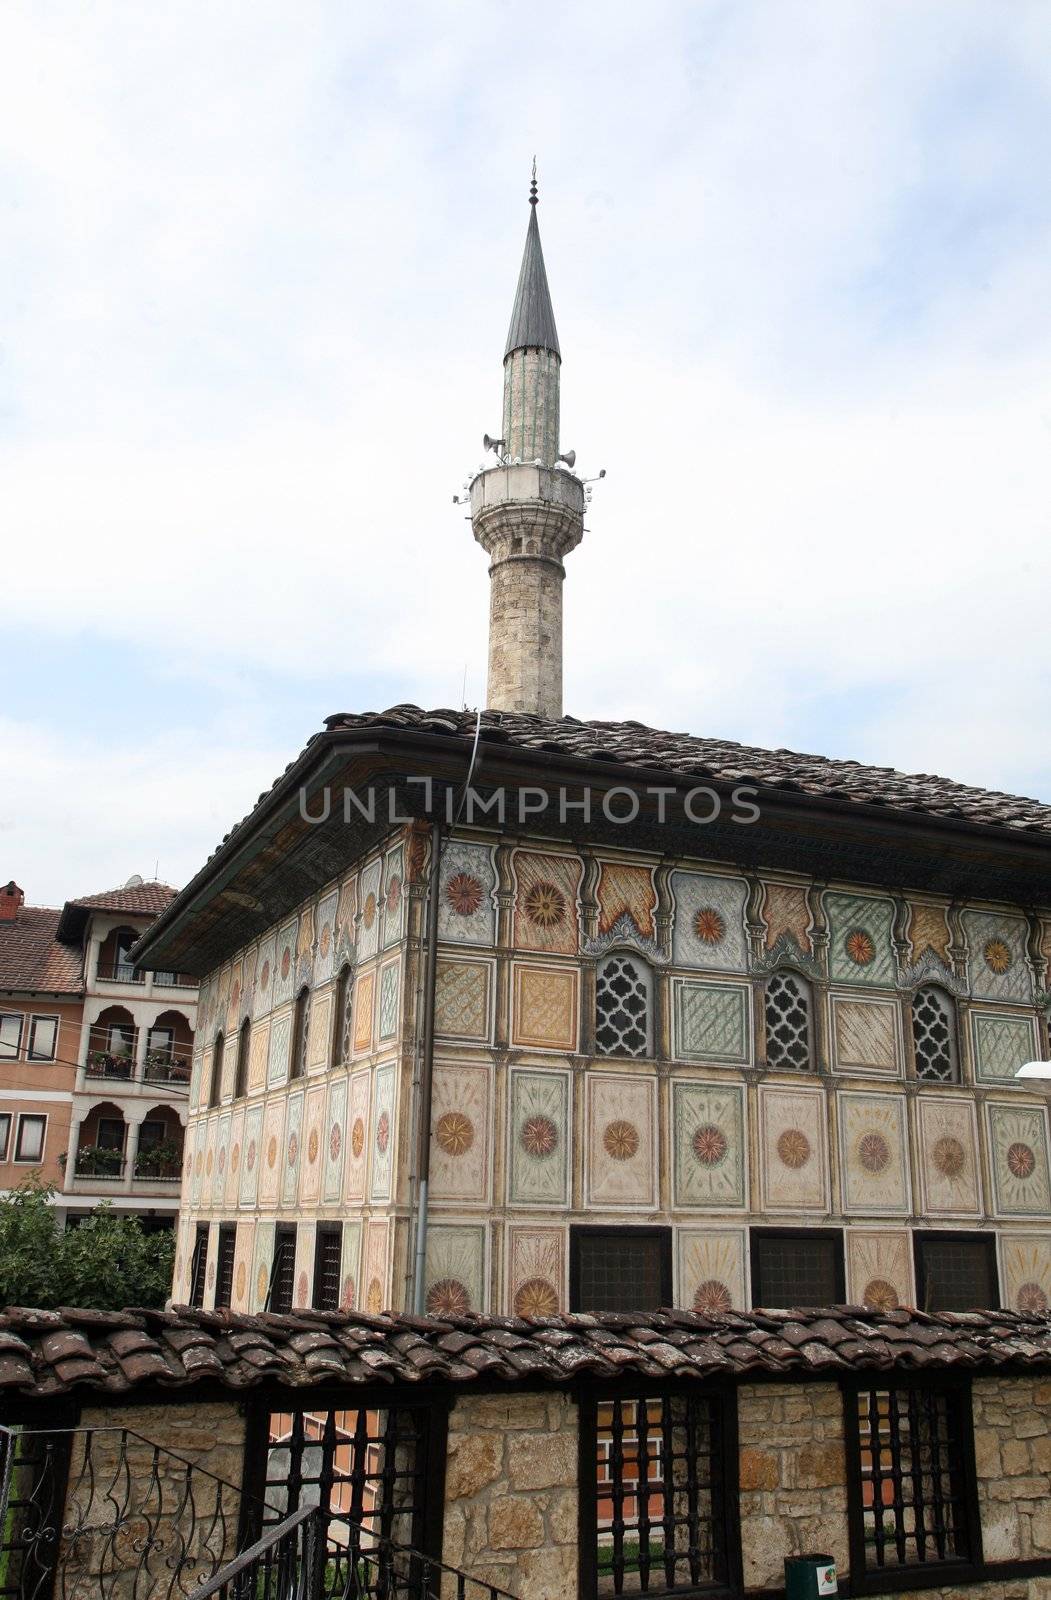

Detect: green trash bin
[784, 1554, 838, 1600]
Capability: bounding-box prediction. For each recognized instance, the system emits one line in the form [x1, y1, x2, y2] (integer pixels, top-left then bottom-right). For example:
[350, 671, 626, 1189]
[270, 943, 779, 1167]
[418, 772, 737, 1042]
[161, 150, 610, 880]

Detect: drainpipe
[411, 818, 442, 1314]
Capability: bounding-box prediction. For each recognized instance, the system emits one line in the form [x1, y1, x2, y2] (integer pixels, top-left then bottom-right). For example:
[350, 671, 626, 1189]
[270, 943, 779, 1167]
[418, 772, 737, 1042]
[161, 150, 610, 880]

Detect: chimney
[0, 883, 25, 922]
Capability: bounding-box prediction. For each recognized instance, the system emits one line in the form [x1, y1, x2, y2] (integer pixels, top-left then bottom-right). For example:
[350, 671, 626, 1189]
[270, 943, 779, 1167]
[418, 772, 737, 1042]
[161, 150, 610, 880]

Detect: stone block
[1002, 1438, 1031, 1476]
[793, 1442, 845, 1490]
[487, 1496, 545, 1551]
[1032, 1435, 1051, 1473]
[1015, 1415, 1048, 1439]
[507, 1430, 576, 1491]
[548, 1488, 577, 1546]
[973, 1427, 1002, 1477]
[739, 1448, 779, 1491]
[1033, 1502, 1051, 1552]
[514, 1544, 577, 1600]
[453, 1394, 550, 1433]
[982, 1510, 1024, 1561]
[445, 1433, 502, 1501]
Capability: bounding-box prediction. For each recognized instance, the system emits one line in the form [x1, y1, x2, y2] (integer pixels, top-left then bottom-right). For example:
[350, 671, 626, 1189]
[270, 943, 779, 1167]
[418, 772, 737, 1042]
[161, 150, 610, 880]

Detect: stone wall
[973, 1376, 1051, 1563]
[737, 1381, 849, 1589]
[442, 1390, 578, 1600]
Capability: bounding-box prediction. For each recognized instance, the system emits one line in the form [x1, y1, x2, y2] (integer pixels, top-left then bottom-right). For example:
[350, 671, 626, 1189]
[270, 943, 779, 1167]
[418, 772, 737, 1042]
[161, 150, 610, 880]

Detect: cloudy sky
[4, 0, 1050, 905]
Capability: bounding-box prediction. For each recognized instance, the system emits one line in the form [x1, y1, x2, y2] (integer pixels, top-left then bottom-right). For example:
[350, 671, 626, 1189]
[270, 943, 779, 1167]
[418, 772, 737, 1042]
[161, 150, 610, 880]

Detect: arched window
[234, 1017, 251, 1098]
[764, 971, 813, 1070]
[912, 986, 958, 1082]
[595, 954, 651, 1058]
[209, 1032, 224, 1108]
[333, 965, 353, 1068]
[290, 986, 311, 1080]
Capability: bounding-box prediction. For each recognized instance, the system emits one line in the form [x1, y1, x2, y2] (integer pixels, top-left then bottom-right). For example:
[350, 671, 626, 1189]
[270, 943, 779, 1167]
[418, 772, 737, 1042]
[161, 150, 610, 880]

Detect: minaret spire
[470, 173, 585, 719]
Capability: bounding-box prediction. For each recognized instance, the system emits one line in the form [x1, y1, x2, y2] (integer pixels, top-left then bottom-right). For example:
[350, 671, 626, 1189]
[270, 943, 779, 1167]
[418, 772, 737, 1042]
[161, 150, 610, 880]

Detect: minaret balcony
[471, 462, 584, 566]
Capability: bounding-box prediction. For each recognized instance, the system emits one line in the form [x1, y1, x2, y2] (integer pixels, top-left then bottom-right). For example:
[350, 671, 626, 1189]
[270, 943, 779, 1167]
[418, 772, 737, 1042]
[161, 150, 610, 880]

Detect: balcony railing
[73, 1148, 126, 1179]
[153, 970, 198, 989]
[143, 1053, 192, 1084]
[85, 1051, 136, 1080]
[95, 962, 145, 983]
[134, 1142, 184, 1181]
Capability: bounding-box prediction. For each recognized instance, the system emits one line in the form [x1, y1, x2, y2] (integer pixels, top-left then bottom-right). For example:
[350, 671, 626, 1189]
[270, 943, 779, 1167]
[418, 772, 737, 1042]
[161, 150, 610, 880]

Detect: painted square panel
[676, 1228, 747, 1314]
[353, 972, 375, 1055]
[1000, 1233, 1051, 1314]
[323, 1077, 348, 1204]
[986, 1102, 1051, 1217]
[435, 959, 492, 1042]
[758, 1085, 829, 1211]
[431, 1062, 492, 1204]
[674, 980, 750, 1064]
[363, 1219, 391, 1313]
[825, 892, 897, 987]
[507, 1226, 565, 1317]
[344, 1071, 370, 1202]
[248, 1019, 268, 1092]
[334, 873, 358, 967]
[215, 1111, 231, 1203]
[378, 959, 400, 1041]
[424, 1223, 487, 1316]
[763, 883, 812, 954]
[671, 1081, 747, 1209]
[189, 1120, 206, 1206]
[915, 1097, 981, 1217]
[508, 1069, 571, 1207]
[267, 1011, 292, 1087]
[830, 994, 901, 1076]
[358, 859, 383, 962]
[838, 1092, 910, 1215]
[281, 1092, 304, 1208]
[596, 861, 657, 940]
[340, 1220, 362, 1312]
[671, 871, 749, 971]
[300, 1084, 326, 1206]
[189, 1050, 203, 1111]
[908, 903, 951, 968]
[314, 890, 339, 986]
[972, 1011, 1039, 1085]
[585, 1073, 657, 1208]
[238, 1104, 263, 1206]
[381, 843, 406, 949]
[965, 910, 1032, 1004]
[846, 1230, 915, 1311]
[307, 990, 332, 1071]
[438, 840, 497, 947]
[252, 1222, 274, 1313]
[512, 850, 582, 955]
[231, 1222, 255, 1313]
[200, 1115, 218, 1208]
[272, 918, 299, 1010]
[225, 1107, 246, 1207]
[511, 964, 578, 1051]
[253, 935, 277, 1020]
[370, 1063, 396, 1201]
[295, 908, 315, 989]
[294, 1223, 315, 1309]
[226, 958, 245, 1034]
[258, 1099, 285, 1208]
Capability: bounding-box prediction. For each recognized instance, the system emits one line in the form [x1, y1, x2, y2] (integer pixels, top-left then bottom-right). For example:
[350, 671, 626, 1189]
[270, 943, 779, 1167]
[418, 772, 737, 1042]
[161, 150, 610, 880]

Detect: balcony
[73, 1147, 126, 1180]
[143, 1052, 191, 1086]
[95, 962, 144, 984]
[85, 1051, 136, 1082]
[133, 1141, 183, 1182]
[152, 971, 197, 990]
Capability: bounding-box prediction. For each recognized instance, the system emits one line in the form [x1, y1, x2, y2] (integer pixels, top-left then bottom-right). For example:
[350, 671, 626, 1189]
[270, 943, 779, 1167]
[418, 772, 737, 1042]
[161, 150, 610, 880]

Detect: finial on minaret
[530, 156, 538, 207]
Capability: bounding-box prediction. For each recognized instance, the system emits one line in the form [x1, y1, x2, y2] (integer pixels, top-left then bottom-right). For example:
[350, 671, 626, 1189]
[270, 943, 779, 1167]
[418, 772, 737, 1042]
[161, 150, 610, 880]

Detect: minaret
[471, 170, 584, 719]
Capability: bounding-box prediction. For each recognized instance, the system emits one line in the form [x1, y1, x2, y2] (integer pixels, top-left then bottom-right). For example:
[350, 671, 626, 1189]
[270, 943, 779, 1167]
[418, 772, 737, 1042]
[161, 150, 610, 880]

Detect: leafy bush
[0, 1179, 174, 1310]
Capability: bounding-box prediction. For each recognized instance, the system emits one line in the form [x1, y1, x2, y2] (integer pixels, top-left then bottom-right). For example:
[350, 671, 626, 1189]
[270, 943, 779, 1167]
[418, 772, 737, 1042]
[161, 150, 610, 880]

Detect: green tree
[0, 1179, 174, 1311]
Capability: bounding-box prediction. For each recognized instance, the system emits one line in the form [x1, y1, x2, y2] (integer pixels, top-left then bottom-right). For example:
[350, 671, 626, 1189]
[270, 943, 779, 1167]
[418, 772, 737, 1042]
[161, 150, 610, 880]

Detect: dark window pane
[853, 1383, 975, 1572]
[575, 1230, 669, 1313]
[313, 1226, 342, 1311]
[215, 1225, 237, 1309]
[190, 1225, 209, 1308]
[270, 1226, 297, 1313]
[753, 1233, 840, 1307]
[918, 1237, 997, 1311]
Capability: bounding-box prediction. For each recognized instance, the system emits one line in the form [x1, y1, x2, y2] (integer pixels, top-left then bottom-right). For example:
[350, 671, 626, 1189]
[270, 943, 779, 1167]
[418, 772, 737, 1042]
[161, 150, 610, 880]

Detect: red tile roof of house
[0, 906, 83, 994]
[66, 882, 180, 916]
[1, 1305, 1050, 1400]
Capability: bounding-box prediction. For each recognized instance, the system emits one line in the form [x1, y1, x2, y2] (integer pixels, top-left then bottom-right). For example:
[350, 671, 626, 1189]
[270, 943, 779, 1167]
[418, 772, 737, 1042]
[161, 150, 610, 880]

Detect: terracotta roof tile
[0, 906, 82, 993]
[0, 1304, 1049, 1403]
[67, 883, 180, 916]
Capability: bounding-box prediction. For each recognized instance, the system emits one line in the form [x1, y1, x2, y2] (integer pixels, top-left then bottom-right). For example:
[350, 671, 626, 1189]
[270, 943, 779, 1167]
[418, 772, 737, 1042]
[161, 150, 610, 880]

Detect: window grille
[314, 1224, 343, 1311]
[764, 972, 812, 1069]
[579, 1388, 739, 1598]
[189, 1224, 209, 1309]
[0, 1424, 73, 1599]
[209, 1033, 224, 1108]
[334, 965, 354, 1067]
[750, 1229, 844, 1308]
[234, 1018, 250, 1098]
[571, 1227, 672, 1314]
[247, 1400, 440, 1579]
[914, 1234, 998, 1312]
[290, 987, 311, 1080]
[845, 1379, 979, 1582]
[215, 1224, 237, 1309]
[596, 955, 651, 1058]
[912, 987, 958, 1083]
[268, 1225, 297, 1313]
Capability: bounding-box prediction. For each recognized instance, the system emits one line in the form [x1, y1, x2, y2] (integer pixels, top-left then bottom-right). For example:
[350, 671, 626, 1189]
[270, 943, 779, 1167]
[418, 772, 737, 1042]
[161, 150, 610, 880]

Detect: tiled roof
[0, 907, 83, 994]
[2, 1305, 1050, 1401]
[324, 707, 1051, 835]
[67, 882, 179, 916]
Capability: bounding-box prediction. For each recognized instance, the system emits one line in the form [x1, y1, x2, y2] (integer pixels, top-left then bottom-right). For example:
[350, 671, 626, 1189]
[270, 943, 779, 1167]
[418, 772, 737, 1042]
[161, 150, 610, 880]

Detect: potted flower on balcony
[135, 1138, 183, 1179]
[144, 1048, 174, 1080]
[76, 1145, 124, 1177]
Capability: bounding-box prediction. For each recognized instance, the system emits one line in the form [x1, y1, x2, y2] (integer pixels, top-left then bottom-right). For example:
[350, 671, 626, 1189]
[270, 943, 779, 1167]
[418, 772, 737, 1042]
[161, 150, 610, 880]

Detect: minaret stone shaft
[472, 175, 584, 719]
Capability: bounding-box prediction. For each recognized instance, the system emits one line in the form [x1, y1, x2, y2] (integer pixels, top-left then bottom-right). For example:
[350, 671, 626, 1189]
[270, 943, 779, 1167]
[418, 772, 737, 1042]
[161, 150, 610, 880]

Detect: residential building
[0, 878, 196, 1226]
[133, 183, 1051, 1321]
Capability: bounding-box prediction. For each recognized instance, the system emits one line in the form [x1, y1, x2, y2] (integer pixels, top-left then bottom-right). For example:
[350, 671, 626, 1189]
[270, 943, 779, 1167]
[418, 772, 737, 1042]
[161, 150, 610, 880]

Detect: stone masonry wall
[972, 1376, 1051, 1563]
[738, 1381, 850, 1589]
[443, 1391, 577, 1600]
